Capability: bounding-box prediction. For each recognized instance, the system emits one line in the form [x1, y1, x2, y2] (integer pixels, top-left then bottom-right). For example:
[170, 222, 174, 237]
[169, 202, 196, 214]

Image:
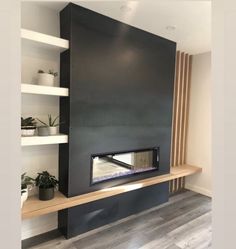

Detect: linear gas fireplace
[91, 148, 160, 184]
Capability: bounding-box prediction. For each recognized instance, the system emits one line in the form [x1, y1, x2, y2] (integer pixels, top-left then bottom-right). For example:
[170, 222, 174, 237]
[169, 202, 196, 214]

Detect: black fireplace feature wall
[59, 3, 176, 238]
[91, 147, 160, 185]
[59, 3, 176, 196]
[58, 182, 169, 239]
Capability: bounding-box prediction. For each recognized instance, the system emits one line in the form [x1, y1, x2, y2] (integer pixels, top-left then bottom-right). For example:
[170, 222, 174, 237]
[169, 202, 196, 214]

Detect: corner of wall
[185, 182, 212, 197]
[186, 52, 212, 198]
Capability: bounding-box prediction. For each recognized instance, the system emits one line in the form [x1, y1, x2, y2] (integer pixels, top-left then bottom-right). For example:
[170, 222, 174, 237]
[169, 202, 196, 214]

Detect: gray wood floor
[31, 191, 212, 249]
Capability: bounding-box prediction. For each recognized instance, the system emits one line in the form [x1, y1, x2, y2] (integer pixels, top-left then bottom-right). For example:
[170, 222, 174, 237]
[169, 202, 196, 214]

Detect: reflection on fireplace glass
[91, 148, 159, 184]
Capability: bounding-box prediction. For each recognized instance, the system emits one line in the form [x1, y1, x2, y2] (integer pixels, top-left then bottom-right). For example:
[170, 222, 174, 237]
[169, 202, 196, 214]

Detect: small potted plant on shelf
[37, 69, 58, 86]
[35, 171, 58, 201]
[21, 173, 34, 208]
[21, 117, 37, 136]
[37, 114, 60, 136]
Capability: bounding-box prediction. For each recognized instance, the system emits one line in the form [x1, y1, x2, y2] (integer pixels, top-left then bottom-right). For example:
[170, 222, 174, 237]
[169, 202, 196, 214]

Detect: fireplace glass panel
[91, 148, 159, 184]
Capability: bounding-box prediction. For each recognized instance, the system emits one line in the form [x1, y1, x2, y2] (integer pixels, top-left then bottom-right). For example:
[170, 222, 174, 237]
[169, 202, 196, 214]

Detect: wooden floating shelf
[21, 28, 69, 52]
[21, 84, 69, 97]
[21, 134, 68, 146]
[22, 164, 201, 219]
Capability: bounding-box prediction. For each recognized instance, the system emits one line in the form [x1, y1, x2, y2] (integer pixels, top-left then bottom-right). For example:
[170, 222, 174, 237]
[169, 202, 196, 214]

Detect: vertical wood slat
[179, 53, 187, 165]
[170, 51, 180, 167]
[183, 56, 192, 163]
[177, 52, 185, 166]
[170, 51, 192, 194]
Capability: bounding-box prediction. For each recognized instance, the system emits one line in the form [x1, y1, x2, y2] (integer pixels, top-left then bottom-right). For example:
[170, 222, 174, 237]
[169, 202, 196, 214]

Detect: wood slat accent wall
[170, 51, 192, 193]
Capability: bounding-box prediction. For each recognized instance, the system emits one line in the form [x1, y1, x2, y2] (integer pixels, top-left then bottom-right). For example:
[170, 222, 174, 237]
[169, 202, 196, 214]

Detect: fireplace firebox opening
[91, 147, 160, 185]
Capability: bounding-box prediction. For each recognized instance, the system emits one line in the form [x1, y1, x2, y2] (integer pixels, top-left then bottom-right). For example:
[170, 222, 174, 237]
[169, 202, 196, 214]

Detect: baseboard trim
[185, 184, 212, 197]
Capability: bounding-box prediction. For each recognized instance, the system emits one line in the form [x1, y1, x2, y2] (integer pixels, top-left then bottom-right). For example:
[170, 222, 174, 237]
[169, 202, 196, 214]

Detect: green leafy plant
[21, 173, 34, 195]
[37, 115, 60, 127]
[21, 117, 37, 127]
[35, 171, 58, 189]
[38, 69, 58, 77]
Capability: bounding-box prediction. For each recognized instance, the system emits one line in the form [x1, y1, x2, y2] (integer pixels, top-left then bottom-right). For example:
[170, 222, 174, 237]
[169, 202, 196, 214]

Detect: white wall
[21, 2, 60, 240]
[0, 0, 21, 248]
[212, 0, 236, 248]
[185, 52, 212, 197]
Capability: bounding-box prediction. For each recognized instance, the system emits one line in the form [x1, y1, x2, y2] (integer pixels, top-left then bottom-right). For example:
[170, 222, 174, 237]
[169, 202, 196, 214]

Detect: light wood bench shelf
[22, 164, 201, 220]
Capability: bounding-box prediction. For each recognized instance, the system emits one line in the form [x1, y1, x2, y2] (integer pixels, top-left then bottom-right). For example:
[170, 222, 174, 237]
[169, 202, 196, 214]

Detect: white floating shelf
[21, 134, 68, 146]
[21, 84, 69, 97]
[21, 28, 69, 52]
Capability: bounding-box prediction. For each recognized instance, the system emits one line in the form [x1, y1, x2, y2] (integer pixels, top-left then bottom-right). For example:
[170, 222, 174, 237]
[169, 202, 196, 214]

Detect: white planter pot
[49, 126, 58, 135]
[37, 73, 55, 86]
[21, 126, 36, 137]
[21, 188, 28, 208]
[38, 126, 58, 136]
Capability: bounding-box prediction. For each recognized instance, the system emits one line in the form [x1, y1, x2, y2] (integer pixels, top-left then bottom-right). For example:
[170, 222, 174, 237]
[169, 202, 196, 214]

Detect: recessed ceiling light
[120, 5, 132, 12]
[166, 25, 176, 31]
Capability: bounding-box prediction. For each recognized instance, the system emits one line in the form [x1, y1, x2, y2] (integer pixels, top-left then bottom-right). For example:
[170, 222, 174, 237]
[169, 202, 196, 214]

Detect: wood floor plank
[117, 200, 211, 248]
[28, 191, 212, 249]
[177, 227, 212, 249]
[141, 194, 210, 223]
[158, 195, 210, 221]
[168, 212, 211, 238]
[165, 245, 181, 249]
[168, 212, 212, 249]
[33, 240, 77, 249]
[122, 203, 211, 249]
[73, 216, 164, 249]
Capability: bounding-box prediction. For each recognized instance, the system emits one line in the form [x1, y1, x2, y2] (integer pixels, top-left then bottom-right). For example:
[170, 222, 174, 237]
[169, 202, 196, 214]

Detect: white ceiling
[37, 1, 211, 55]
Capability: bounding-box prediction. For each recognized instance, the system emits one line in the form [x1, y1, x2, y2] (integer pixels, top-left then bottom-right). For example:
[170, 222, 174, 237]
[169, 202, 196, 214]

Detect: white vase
[21, 188, 28, 208]
[37, 73, 55, 86]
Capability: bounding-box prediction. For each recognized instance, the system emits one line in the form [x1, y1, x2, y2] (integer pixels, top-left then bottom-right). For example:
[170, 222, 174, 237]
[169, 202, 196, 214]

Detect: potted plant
[21, 117, 37, 136]
[21, 173, 34, 208]
[37, 69, 58, 86]
[35, 171, 58, 201]
[37, 115, 60, 136]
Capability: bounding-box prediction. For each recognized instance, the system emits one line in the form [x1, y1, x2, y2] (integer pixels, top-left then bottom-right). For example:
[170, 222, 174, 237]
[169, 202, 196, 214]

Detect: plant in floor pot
[21, 117, 37, 136]
[35, 171, 58, 201]
[37, 114, 60, 136]
[37, 69, 58, 86]
[21, 173, 34, 208]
